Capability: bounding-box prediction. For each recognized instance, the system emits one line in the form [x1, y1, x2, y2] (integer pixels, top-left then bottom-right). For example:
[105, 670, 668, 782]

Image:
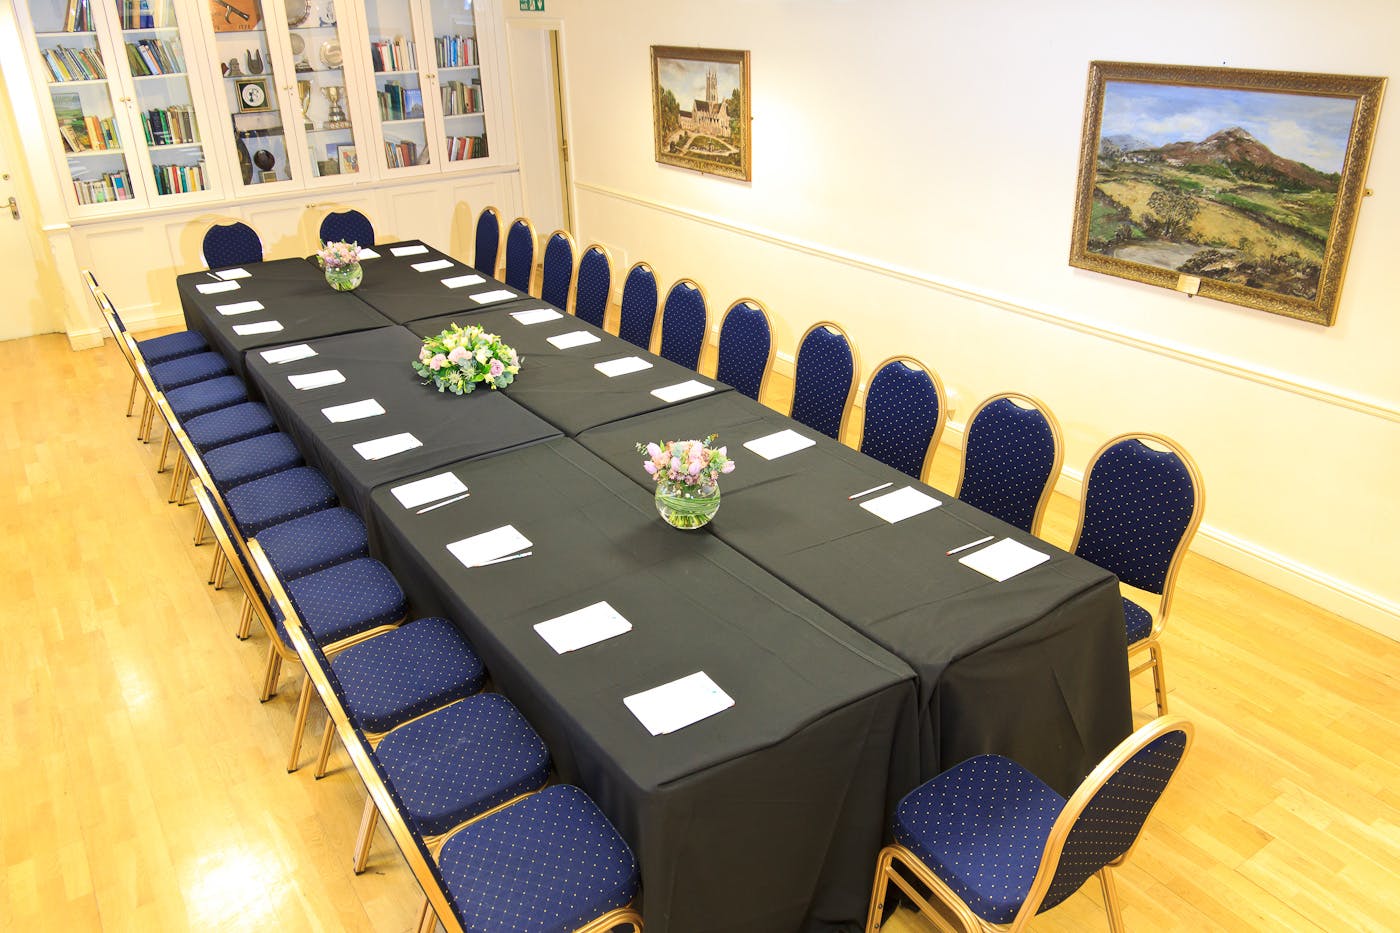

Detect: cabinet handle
[7, 197, 19, 220]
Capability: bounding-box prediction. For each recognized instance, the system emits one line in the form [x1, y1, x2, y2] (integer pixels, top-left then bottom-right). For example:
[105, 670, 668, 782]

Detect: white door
[0, 80, 58, 341]
[507, 23, 570, 235]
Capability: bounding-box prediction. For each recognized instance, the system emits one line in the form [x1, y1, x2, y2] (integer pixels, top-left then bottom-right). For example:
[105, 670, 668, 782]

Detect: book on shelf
[434, 34, 477, 68]
[383, 139, 420, 169]
[73, 169, 133, 204]
[126, 37, 184, 75]
[121, 0, 165, 29]
[445, 133, 486, 162]
[151, 160, 206, 195]
[141, 105, 197, 146]
[440, 79, 483, 115]
[371, 35, 417, 72]
[64, 0, 94, 32]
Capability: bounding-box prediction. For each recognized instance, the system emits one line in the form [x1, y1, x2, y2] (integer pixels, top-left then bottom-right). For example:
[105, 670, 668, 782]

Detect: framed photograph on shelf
[1069, 61, 1385, 326]
[235, 77, 272, 113]
[651, 45, 751, 181]
[338, 145, 358, 174]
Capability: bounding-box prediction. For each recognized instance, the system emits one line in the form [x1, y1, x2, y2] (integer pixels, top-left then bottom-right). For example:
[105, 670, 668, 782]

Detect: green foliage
[659, 88, 680, 138]
[1146, 188, 1200, 238]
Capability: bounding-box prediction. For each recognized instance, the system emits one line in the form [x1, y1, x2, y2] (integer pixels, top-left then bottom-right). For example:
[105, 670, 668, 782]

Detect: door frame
[505, 17, 575, 235]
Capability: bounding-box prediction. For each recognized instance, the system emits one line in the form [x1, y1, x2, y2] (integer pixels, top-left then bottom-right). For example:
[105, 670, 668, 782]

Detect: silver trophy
[322, 85, 349, 129]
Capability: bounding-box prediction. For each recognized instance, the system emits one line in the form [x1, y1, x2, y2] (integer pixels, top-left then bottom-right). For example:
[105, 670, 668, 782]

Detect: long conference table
[178, 244, 1131, 933]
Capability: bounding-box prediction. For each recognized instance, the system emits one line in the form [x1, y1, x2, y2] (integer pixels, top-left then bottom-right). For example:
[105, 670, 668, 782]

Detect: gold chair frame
[952, 392, 1064, 539]
[619, 260, 660, 350]
[656, 277, 709, 370]
[475, 206, 502, 278]
[856, 355, 949, 485]
[541, 228, 579, 310]
[714, 297, 777, 405]
[791, 320, 862, 444]
[505, 215, 539, 296]
[572, 242, 616, 323]
[83, 270, 147, 425]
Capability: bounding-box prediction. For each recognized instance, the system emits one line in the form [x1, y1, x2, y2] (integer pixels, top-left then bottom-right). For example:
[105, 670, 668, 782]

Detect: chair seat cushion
[202, 432, 302, 491]
[281, 557, 405, 646]
[184, 402, 277, 453]
[437, 784, 640, 933]
[137, 329, 208, 365]
[257, 506, 367, 580]
[224, 466, 336, 537]
[333, 617, 485, 734]
[165, 375, 248, 421]
[894, 754, 1066, 925]
[1123, 597, 1153, 645]
[375, 693, 550, 838]
[149, 351, 232, 390]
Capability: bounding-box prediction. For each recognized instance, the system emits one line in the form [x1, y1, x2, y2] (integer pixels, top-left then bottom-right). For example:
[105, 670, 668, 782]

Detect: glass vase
[325, 261, 363, 291]
[654, 479, 721, 530]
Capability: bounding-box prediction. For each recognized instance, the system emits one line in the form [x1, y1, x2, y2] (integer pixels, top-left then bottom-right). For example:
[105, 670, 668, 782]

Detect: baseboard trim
[67, 327, 103, 351]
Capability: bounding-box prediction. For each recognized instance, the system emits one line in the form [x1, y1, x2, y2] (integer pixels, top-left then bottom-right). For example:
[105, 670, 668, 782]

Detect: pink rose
[688, 460, 702, 476]
[647, 442, 662, 459]
[448, 346, 469, 363]
[419, 347, 431, 362]
[644, 461, 657, 475]
[489, 359, 505, 378]
[429, 353, 448, 371]
[721, 459, 735, 473]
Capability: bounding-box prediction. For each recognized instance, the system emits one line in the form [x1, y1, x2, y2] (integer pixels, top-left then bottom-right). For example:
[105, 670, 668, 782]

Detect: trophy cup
[322, 85, 349, 129]
[297, 80, 313, 128]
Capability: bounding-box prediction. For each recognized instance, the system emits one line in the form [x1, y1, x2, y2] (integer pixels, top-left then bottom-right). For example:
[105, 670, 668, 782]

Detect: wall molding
[577, 181, 1399, 425]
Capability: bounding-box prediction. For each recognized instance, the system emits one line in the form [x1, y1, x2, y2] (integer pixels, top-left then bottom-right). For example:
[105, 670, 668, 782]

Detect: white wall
[511, 0, 1400, 636]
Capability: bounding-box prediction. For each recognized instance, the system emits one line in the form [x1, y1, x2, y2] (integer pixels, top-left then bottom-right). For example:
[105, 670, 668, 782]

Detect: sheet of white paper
[260, 344, 317, 364]
[510, 307, 563, 325]
[216, 299, 264, 316]
[446, 525, 532, 568]
[547, 330, 602, 350]
[322, 398, 385, 423]
[959, 538, 1050, 582]
[470, 289, 517, 305]
[357, 247, 380, 259]
[441, 273, 485, 289]
[390, 244, 429, 257]
[196, 280, 240, 294]
[353, 432, 422, 461]
[232, 320, 283, 336]
[216, 267, 250, 280]
[287, 369, 345, 390]
[860, 486, 942, 524]
[534, 601, 632, 654]
[390, 472, 467, 509]
[743, 429, 816, 460]
[594, 356, 653, 377]
[412, 258, 454, 272]
[624, 671, 734, 736]
[650, 380, 714, 404]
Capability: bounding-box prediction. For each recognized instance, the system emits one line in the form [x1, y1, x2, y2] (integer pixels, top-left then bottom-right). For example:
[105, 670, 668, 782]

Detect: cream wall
[511, 0, 1400, 636]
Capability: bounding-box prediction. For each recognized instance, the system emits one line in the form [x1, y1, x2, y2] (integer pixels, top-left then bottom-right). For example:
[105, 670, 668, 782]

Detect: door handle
[7, 197, 17, 220]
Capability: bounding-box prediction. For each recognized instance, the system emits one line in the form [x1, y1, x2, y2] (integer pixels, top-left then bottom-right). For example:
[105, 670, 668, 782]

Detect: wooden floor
[2, 330, 1397, 932]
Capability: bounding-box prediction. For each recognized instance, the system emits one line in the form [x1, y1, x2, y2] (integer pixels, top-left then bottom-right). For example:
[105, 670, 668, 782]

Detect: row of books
[63, 0, 94, 31]
[434, 34, 477, 68]
[384, 139, 421, 169]
[150, 160, 205, 195]
[140, 105, 197, 146]
[446, 134, 486, 162]
[441, 80, 483, 116]
[74, 170, 132, 203]
[42, 44, 107, 82]
[120, 0, 172, 29]
[370, 35, 417, 73]
[377, 82, 423, 121]
[125, 37, 185, 75]
[59, 114, 119, 151]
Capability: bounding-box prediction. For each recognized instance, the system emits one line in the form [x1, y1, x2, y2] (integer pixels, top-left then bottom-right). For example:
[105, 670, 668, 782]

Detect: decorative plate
[319, 39, 342, 69]
[289, 33, 305, 55]
[285, 0, 310, 27]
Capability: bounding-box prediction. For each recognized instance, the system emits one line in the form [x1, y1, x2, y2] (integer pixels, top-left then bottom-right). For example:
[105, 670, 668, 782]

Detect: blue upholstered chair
[182, 402, 278, 454]
[201, 221, 263, 269]
[955, 393, 1063, 537]
[539, 229, 577, 310]
[573, 243, 613, 328]
[147, 350, 233, 391]
[617, 261, 659, 350]
[790, 321, 859, 441]
[657, 278, 708, 371]
[715, 298, 774, 402]
[503, 216, 536, 293]
[319, 209, 375, 247]
[859, 357, 946, 482]
[865, 716, 1193, 933]
[1071, 434, 1204, 716]
[474, 206, 501, 277]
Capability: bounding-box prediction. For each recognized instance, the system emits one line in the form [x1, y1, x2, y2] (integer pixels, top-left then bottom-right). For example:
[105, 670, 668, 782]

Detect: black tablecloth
[245, 327, 560, 517]
[349, 240, 537, 324]
[368, 439, 919, 933]
[407, 306, 732, 436]
[177, 257, 394, 379]
[578, 392, 1132, 796]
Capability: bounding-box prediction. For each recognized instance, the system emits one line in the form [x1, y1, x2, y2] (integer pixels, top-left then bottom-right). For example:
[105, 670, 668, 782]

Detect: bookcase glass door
[425, 0, 486, 163]
[362, 0, 430, 171]
[285, 0, 362, 179]
[204, 0, 294, 187]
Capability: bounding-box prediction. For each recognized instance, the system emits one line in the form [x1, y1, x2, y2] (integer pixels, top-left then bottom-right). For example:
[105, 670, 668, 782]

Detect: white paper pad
[534, 601, 632, 654]
[353, 432, 422, 461]
[511, 307, 563, 325]
[860, 486, 942, 524]
[287, 369, 345, 390]
[233, 320, 283, 336]
[390, 244, 429, 257]
[959, 538, 1050, 582]
[441, 273, 485, 289]
[322, 398, 385, 423]
[744, 429, 816, 460]
[651, 380, 715, 404]
[196, 280, 240, 295]
[357, 247, 380, 259]
[446, 525, 532, 568]
[216, 299, 264, 316]
[260, 344, 317, 364]
[216, 267, 250, 280]
[470, 289, 518, 305]
[547, 330, 602, 350]
[624, 672, 734, 736]
[390, 472, 467, 509]
[412, 258, 454, 273]
[595, 356, 653, 377]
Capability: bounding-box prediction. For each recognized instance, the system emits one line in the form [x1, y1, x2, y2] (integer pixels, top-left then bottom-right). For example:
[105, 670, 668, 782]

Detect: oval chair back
[319, 209, 375, 247]
[539, 229, 577, 310]
[474, 206, 500, 276]
[617, 262, 659, 350]
[574, 243, 613, 327]
[955, 393, 1063, 536]
[791, 321, 859, 441]
[859, 357, 946, 482]
[657, 278, 708, 371]
[716, 298, 774, 402]
[504, 217, 536, 293]
[202, 221, 262, 269]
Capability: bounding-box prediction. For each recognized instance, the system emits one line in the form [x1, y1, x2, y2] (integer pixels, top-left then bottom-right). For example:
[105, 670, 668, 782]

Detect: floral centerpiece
[317, 240, 363, 291]
[412, 322, 521, 395]
[635, 434, 735, 529]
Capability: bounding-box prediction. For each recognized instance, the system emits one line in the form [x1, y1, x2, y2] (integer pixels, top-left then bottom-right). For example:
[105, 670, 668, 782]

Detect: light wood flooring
[2, 330, 1397, 932]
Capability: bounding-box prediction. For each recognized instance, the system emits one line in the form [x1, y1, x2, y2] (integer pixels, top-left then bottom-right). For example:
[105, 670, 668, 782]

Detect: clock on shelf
[235, 77, 272, 112]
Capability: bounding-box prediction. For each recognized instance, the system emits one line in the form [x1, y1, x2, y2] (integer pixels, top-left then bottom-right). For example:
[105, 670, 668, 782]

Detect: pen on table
[206, 271, 222, 281]
[946, 535, 995, 557]
[476, 550, 531, 567]
[416, 492, 470, 514]
[848, 481, 893, 501]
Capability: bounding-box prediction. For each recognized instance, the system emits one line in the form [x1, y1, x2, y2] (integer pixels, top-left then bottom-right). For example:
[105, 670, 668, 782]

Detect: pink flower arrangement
[316, 239, 360, 270]
[635, 434, 734, 489]
[412, 322, 520, 395]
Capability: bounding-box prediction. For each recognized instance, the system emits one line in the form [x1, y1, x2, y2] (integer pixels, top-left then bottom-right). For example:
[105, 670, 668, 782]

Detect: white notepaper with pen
[511, 308, 563, 325]
[353, 432, 422, 461]
[595, 356, 652, 377]
[390, 244, 429, 257]
[216, 268, 250, 280]
[261, 344, 316, 364]
[959, 538, 1049, 582]
[471, 289, 518, 305]
[233, 320, 283, 335]
[744, 429, 815, 460]
[357, 248, 380, 259]
[624, 672, 734, 736]
[322, 398, 385, 423]
[860, 486, 941, 524]
[287, 369, 345, 390]
[412, 258, 454, 272]
[447, 525, 532, 568]
[391, 472, 467, 509]
[651, 380, 714, 403]
[196, 280, 240, 295]
[547, 330, 601, 350]
[216, 300, 264, 316]
[534, 601, 632, 654]
[441, 274, 485, 289]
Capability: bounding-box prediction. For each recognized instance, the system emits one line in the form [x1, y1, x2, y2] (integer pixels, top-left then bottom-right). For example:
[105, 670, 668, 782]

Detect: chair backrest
[573, 244, 613, 327]
[504, 216, 536, 292]
[715, 298, 774, 402]
[617, 262, 658, 350]
[955, 393, 1063, 536]
[539, 229, 577, 310]
[202, 221, 262, 269]
[790, 321, 859, 441]
[474, 206, 501, 276]
[319, 209, 375, 247]
[1070, 434, 1204, 608]
[657, 278, 708, 371]
[859, 356, 946, 482]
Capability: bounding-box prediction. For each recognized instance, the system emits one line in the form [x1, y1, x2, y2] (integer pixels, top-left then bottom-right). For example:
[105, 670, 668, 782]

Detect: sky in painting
[1102, 81, 1357, 173]
[658, 57, 741, 107]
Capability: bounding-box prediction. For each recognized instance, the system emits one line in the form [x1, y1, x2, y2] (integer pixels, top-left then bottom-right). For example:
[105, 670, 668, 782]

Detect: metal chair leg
[260, 649, 282, 702]
[126, 375, 139, 416]
[236, 597, 253, 640]
[353, 796, 379, 874]
[157, 429, 172, 473]
[286, 676, 313, 772]
[192, 510, 209, 546]
[415, 897, 437, 933]
[1151, 643, 1169, 716]
[313, 717, 337, 779]
[208, 548, 223, 586]
[1099, 867, 1126, 933]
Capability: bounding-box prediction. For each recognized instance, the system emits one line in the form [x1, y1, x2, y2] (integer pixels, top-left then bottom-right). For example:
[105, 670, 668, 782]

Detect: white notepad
[860, 486, 942, 524]
[624, 672, 734, 736]
[390, 472, 467, 509]
[260, 344, 316, 364]
[595, 356, 653, 377]
[651, 380, 714, 403]
[547, 330, 602, 350]
[287, 369, 345, 390]
[232, 320, 283, 335]
[216, 299, 264, 316]
[744, 429, 816, 460]
[322, 398, 385, 423]
[412, 258, 454, 273]
[959, 538, 1050, 582]
[447, 525, 532, 568]
[534, 601, 632, 654]
[441, 274, 485, 289]
[216, 267, 250, 280]
[353, 432, 422, 461]
[357, 247, 380, 259]
[511, 307, 563, 325]
[196, 280, 240, 295]
[470, 289, 518, 305]
[390, 244, 429, 257]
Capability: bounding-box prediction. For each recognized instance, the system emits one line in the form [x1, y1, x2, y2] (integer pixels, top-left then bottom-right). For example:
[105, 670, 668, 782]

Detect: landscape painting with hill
[1070, 62, 1385, 325]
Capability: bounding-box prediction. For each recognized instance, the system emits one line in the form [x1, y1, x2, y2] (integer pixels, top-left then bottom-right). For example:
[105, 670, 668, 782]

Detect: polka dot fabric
[791, 325, 855, 440]
[282, 556, 405, 645]
[1121, 596, 1153, 645]
[202, 431, 302, 491]
[136, 329, 208, 366]
[437, 784, 639, 933]
[860, 361, 940, 479]
[573, 248, 611, 328]
[716, 302, 771, 401]
[958, 398, 1058, 534]
[256, 506, 367, 580]
[504, 220, 535, 293]
[149, 351, 232, 391]
[617, 266, 658, 351]
[223, 466, 336, 537]
[475, 209, 500, 276]
[183, 402, 277, 453]
[201, 221, 262, 269]
[373, 692, 550, 837]
[658, 281, 707, 371]
[540, 234, 575, 310]
[165, 375, 248, 421]
[318, 210, 375, 248]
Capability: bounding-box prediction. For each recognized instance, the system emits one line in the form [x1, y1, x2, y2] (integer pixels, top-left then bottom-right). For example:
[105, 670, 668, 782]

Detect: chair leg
[192, 510, 209, 546]
[126, 374, 139, 417]
[1151, 643, 1169, 716]
[157, 429, 172, 473]
[260, 648, 282, 702]
[353, 796, 379, 874]
[166, 456, 185, 503]
[286, 676, 313, 772]
[208, 548, 224, 586]
[1098, 867, 1125, 933]
[236, 597, 253, 640]
[415, 897, 437, 933]
[313, 716, 337, 779]
[214, 550, 229, 590]
[864, 848, 894, 933]
[138, 396, 154, 441]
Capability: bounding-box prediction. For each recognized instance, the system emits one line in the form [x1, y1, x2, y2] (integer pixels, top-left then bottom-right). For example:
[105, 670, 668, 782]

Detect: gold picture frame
[1069, 61, 1385, 326]
[651, 46, 751, 182]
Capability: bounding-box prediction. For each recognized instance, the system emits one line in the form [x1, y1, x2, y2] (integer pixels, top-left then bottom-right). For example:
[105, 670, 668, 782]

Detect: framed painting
[651, 46, 751, 181]
[1069, 61, 1385, 325]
